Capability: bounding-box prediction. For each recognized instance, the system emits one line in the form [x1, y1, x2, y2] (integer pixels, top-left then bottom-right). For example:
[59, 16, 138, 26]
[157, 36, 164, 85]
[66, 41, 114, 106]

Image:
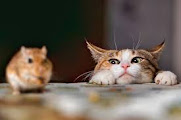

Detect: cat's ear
[148, 41, 165, 60]
[86, 41, 107, 62]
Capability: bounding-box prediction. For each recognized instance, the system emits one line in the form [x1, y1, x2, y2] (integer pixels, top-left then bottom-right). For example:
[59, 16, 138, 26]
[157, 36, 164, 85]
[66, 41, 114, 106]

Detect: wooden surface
[0, 83, 181, 120]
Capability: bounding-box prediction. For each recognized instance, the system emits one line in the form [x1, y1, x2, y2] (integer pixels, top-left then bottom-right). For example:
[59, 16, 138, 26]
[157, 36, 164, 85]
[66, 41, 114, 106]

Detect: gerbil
[6, 46, 53, 95]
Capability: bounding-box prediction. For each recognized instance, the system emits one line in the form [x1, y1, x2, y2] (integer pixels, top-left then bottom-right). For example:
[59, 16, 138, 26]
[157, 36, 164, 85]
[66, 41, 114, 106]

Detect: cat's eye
[28, 58, 33, 63]
[131, 57, 143, 63]
[108, 59, 120, 64]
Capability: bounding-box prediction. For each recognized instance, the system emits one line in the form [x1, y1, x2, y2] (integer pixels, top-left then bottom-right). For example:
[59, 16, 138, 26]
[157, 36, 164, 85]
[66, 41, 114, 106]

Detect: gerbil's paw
[89, 70, 115, 85]
[12, 90, 20, 95]
[29, 79, 44, 86]
[155, 71, 178, 86]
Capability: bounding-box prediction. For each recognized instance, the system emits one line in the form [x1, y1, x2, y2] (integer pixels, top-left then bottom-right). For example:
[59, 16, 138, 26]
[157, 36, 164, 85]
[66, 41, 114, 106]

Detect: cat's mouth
[119, 72, 134, 78]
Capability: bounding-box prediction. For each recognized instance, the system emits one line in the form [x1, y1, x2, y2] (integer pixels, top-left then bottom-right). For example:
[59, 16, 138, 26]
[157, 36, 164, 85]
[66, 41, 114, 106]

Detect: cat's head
[87, 41, 165, 84]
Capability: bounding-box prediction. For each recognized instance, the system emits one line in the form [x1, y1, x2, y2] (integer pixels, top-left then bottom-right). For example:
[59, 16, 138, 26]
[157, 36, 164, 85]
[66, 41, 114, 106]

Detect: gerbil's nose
[121, 63, 130, 70]
[39, 67, 45, 73]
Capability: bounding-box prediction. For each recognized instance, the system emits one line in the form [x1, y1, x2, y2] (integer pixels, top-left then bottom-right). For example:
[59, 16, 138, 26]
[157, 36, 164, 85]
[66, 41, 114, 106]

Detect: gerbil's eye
[108, 59, 120, 64]
[28, 58, 33, 64]
[131, 57, 143, 63]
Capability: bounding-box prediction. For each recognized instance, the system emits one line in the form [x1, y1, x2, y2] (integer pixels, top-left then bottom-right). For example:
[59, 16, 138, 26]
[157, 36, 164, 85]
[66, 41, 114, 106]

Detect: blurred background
[0, 0, 180, 83]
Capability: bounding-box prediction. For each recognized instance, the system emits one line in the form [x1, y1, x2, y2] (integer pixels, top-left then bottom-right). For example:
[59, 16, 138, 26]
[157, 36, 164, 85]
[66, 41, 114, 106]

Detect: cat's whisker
[136, 32, 142, 49]
[135, 33, 140, 49]
[130, 34, 135, 50]
[74, 71, 94, 82]
[79, 69, 103, 82]
[113, 30, 118, 50]
[82, 72, 93, 81]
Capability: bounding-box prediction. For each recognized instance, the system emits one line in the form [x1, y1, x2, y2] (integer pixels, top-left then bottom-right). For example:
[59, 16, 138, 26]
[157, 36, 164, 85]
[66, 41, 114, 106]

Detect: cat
[86, 41, 177, 85]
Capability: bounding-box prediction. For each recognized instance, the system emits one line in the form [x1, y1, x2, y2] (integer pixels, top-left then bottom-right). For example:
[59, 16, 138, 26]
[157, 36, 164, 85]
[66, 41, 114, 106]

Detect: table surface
[0, 83, 181, 120]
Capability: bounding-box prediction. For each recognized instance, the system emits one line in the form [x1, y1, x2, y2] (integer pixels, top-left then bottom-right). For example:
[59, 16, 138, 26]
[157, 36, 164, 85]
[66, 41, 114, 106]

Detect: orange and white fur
[6, 46, 53, 95]
[87, 41, 177, 86]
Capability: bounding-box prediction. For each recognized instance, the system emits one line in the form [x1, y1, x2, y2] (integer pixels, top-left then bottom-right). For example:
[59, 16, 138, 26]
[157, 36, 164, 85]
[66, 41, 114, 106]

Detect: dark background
[0, 0, 105, 82]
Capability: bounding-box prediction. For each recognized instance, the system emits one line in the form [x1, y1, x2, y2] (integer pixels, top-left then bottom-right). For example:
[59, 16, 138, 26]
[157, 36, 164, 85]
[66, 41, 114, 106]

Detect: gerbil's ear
[86, 41, 107, 62]
[21, 46, 26, 56]
[41, 46, 47, 55]
[148, 41, 165, 60]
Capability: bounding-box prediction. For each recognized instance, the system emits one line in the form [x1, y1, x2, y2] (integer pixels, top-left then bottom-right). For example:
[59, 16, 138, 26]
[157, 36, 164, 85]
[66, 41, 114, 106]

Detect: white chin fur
[116, 75, 135, 85]
[89, 70, 116, 85]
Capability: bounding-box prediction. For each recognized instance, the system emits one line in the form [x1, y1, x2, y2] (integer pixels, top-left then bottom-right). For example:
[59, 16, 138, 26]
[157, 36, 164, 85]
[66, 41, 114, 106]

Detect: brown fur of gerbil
[6, 46, 53, 95]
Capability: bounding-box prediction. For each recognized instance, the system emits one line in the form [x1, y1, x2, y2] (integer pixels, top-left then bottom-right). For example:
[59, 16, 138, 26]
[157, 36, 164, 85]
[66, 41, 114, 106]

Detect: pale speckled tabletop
[0, 83, 181, 120]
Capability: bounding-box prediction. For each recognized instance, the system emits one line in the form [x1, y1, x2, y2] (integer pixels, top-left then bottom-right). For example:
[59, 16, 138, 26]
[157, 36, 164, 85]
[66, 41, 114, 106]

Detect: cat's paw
[89, 70, 115, 85]
[155, 71, 177, 85]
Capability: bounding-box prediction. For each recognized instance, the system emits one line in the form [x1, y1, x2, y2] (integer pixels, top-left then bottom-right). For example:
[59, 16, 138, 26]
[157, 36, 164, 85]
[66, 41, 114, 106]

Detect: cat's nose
[121, 63, 130, 69]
